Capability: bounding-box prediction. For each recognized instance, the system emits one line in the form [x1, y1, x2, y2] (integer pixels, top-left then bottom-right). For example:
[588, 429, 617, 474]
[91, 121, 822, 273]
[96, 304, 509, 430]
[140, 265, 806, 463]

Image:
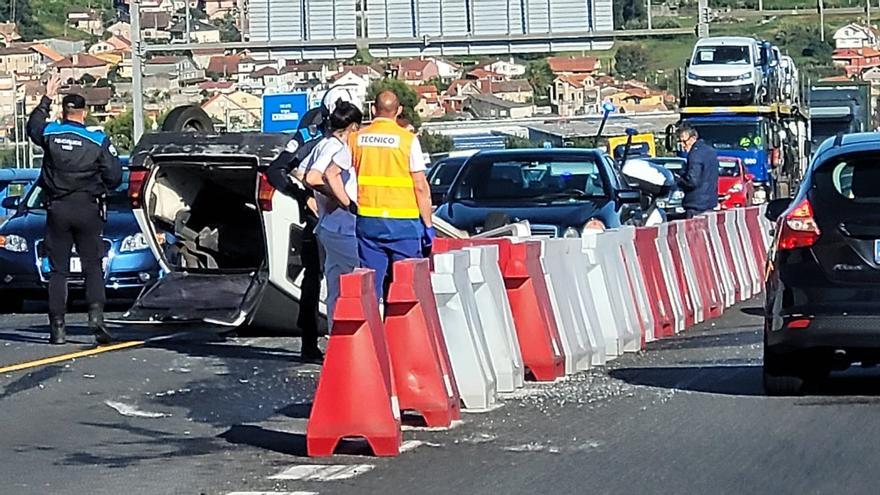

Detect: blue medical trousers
[358, 236, 422, 301]
[315, 227, 359, 329]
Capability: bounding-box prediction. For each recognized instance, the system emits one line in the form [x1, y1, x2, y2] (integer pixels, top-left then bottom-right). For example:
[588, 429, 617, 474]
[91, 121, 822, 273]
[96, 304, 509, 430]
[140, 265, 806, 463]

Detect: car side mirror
[617, 190, 642, 204]
[765, 198, 791, 222]
[2, 196, 21, 210]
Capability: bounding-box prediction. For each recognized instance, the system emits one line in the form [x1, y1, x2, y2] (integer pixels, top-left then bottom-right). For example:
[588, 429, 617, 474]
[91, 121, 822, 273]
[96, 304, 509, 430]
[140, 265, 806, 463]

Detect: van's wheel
[763, 348, 804, 396]
[162, 106, 215, 133]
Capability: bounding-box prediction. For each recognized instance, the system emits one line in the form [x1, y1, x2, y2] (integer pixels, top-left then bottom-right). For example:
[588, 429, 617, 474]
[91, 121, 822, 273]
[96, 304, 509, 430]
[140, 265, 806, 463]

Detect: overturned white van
[119, 132, 318, 331]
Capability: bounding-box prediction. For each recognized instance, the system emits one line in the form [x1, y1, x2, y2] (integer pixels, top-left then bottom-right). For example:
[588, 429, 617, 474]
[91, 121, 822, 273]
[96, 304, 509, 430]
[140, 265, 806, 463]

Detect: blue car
[0, 168, 161, 311]
[434, 148, 642, 237]
[0, 168, 41, 219]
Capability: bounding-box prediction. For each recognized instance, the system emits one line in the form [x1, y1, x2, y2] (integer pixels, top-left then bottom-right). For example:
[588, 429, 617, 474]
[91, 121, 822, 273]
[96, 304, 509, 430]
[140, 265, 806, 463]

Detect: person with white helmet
[265, 84, 361, 362]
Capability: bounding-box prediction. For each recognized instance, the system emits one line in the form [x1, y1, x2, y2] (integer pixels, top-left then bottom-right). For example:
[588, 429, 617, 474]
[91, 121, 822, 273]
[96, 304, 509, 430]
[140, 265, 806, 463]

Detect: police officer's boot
[49, 315, 66, 345]
[88, 303, 113, 345]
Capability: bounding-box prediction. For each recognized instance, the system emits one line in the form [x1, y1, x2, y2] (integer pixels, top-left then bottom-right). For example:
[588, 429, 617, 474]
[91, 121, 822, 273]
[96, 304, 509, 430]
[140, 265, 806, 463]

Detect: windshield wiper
[529, 191, 596, 202]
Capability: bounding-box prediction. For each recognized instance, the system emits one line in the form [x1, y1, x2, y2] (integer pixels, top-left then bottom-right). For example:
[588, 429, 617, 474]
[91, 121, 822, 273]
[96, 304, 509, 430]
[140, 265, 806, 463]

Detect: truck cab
[682, 114, 776, 203]
[685, 37, 765, 106]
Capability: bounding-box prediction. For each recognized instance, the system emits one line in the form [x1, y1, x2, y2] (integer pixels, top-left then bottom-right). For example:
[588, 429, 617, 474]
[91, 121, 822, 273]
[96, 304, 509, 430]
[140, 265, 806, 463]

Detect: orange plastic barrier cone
[434, 238, 565, 381]
[386, 258, 462, 427]
[306, 268, 402, 457]
[634, 226, 676, 339]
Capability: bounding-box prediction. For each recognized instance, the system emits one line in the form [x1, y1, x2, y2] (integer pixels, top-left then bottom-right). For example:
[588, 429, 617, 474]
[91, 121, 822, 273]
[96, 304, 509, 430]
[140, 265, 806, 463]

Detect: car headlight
[563, 227, 580, 238]
[0, 234, 28, 253]
[687, 71, 699, 80]
[583, 219, 606, 233]
[737, 72, 752, 81]
[656, 199, 668, 208]
[671, 190, 685, 200]
[120, 232, 151, 253]
[728, 183, 744, 193]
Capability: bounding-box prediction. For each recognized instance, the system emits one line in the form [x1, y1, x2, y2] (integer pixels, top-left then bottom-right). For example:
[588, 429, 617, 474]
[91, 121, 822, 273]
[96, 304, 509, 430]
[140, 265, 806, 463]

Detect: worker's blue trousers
[358, 236, 422, 301]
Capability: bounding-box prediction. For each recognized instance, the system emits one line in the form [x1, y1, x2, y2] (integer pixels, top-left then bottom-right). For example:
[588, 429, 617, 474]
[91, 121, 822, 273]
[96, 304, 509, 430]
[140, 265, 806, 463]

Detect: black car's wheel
[763, 348, 804, 396]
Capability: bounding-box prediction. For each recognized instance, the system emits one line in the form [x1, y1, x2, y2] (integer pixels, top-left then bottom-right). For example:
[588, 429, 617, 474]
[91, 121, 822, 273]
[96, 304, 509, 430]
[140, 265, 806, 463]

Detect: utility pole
[12, 74, 20, 169]
[132, 0, 145, 144]
[647, 0, 652, 30]
[868, 0, 872, 27]
[819, 0, 825, 42]
[185, 0, 192, 43]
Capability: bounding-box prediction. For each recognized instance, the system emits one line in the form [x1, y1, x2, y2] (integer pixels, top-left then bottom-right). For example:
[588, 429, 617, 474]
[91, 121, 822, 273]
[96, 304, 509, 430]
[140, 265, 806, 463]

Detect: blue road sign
[262, 93, 309, 133]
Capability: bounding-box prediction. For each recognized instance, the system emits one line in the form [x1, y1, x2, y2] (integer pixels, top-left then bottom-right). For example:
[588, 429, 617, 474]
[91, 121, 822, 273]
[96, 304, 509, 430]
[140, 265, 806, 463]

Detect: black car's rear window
[454, 155, 606, 201]
[814, 155, 880, 202]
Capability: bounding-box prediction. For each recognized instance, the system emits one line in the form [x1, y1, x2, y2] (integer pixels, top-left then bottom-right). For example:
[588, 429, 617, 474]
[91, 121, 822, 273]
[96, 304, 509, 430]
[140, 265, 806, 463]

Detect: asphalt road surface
[2, 300, 880, 495]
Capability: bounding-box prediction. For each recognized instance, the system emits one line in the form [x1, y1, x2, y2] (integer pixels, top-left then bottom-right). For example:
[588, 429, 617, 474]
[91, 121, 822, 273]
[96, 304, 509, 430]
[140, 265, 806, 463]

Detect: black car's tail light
[778, 198, 821, 250]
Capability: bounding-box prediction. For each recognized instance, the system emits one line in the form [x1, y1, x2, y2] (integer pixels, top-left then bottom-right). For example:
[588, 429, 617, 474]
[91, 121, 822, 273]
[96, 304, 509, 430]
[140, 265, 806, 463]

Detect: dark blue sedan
[434, 148, 642, 237]
[0, 170, 161, 311]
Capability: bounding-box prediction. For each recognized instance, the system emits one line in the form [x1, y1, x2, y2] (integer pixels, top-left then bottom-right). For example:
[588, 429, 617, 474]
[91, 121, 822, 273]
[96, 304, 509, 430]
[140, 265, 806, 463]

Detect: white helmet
[322, 84, 362, 114]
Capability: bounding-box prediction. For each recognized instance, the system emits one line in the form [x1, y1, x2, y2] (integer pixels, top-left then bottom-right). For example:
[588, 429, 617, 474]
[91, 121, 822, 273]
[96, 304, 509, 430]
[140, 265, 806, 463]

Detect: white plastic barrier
[558, 238, 607, 366]
[618, 226, 656, 343]
[585, 231, 641, 354]
[735, 208, 762, 293]
[656, 223, 686, 333]
[674, 221, 706, 324]
[706, 212, 736, 308]
[431, 250, 498, 410]
[541, 239, 594, 373]
[724, 210, 753, 301]
[580, 234, 624, 359]
[463, 245, 525, 392]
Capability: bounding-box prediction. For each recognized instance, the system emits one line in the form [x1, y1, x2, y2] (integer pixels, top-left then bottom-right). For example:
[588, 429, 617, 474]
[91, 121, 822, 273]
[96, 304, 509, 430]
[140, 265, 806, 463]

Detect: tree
[427, 77, 450, 93]
[104, 109, 151, 154]
[505, 135, 535, 149]
[525, 59, 554, 105]
[367, 78, 421, 128]
[612, 0, 646, 29]
[420, 130, 453, 155]
[78, 73, 97, 85]
[0, 0, 43, 39]
[615, 43, 649, 79]
[216, 13, 240, 42]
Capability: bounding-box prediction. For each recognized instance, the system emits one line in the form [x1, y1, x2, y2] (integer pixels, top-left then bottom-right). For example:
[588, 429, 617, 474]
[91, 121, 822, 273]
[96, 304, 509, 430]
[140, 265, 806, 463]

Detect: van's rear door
[120, 271, 265, 325]
[118, 132, 293, 327]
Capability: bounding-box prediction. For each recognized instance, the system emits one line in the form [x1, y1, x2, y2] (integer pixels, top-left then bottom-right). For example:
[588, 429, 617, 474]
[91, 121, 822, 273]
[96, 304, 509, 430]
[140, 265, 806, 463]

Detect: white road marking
[268, 464, 375, 481]
[104, 400, 169, 418]
[399, 440, 423, 452]
[227, 492, 318, 495]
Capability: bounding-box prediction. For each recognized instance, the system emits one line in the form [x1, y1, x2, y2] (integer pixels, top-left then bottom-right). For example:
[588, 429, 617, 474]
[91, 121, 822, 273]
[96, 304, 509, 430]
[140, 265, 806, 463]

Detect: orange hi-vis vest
[351, 118, 419, 219]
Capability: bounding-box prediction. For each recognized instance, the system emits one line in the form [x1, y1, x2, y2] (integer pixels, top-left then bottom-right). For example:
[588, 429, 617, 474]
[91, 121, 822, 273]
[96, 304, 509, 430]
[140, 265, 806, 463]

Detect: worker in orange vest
[350, 90, 434, 300]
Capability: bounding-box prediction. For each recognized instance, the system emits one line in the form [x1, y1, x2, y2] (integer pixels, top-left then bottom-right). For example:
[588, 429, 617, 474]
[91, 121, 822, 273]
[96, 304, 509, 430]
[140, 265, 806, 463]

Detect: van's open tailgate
[117, 272, 265, 326]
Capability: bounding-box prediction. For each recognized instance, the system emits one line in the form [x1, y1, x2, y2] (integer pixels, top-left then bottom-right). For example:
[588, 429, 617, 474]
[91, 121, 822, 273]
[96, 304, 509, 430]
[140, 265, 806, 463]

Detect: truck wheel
[162, 106, 215, 133]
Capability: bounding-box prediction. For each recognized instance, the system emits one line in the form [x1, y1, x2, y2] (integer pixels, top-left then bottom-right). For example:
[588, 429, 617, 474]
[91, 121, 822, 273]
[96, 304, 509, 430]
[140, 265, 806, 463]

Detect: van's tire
[162, 106, 215, 133]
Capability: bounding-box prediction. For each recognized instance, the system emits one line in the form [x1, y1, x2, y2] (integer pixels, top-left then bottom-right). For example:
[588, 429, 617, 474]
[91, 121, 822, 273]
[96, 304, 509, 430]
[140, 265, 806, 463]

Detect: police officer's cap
[62, 94, 87, 111]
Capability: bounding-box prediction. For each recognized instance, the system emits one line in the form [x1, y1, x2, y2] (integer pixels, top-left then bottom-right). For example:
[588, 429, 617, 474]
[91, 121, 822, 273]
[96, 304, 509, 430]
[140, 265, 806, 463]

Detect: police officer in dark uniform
[26, 74, 123, 345]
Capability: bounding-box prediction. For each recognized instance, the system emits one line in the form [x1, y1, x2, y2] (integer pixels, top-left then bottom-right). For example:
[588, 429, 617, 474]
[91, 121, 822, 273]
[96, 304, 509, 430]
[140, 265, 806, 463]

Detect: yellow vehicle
[607, 132, 656, 160]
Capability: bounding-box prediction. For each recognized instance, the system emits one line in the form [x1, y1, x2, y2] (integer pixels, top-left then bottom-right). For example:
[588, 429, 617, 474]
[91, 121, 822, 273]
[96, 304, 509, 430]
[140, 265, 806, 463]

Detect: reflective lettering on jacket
[352, 119, 419, 219]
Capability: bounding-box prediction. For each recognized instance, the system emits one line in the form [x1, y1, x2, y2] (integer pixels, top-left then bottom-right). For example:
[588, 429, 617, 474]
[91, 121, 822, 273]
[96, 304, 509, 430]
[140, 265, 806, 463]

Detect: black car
[764, 132, 880, 395]
[427, 155, 470, 205]
[434, 148, 641, 237]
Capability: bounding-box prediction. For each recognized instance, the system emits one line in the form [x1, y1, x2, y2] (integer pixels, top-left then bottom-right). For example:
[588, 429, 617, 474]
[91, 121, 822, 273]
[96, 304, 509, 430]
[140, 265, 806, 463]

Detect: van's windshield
[693, 45, 751, 65]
